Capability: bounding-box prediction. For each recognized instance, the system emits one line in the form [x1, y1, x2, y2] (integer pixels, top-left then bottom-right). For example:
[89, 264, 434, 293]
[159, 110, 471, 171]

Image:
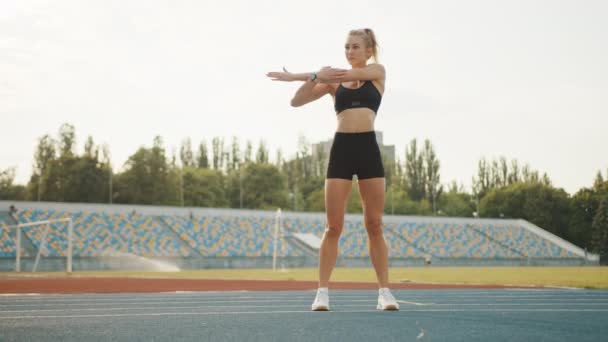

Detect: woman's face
[344, 35, 371, 66]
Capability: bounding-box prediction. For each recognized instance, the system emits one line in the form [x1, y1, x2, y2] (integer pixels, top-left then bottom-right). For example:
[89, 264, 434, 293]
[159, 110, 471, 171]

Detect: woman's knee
[324, 223, 343, 239]
[365, 217, 383, 238]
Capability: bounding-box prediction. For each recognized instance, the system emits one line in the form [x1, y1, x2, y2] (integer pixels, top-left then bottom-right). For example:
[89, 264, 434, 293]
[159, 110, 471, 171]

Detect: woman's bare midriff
[336, 108, 376, 133]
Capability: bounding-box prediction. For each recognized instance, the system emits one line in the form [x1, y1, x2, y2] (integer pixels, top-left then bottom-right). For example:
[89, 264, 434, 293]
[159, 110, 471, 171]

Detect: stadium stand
[0, 201, 597, 270]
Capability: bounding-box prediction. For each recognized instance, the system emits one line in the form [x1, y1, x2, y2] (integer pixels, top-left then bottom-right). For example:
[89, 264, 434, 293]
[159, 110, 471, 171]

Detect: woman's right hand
[316, 66, 347, 83]
[266, 67, 296, 82]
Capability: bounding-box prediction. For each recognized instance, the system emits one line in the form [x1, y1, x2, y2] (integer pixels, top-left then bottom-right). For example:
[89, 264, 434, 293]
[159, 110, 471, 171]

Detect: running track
[1, 289, 607, 341]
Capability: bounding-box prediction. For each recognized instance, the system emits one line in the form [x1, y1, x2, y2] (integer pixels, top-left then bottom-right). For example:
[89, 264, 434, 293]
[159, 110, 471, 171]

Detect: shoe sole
[312, 305, 329, 311]
[377, 304, 399, 310]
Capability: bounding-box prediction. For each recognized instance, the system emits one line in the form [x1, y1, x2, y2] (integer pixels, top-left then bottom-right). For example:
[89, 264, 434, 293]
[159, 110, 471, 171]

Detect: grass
[2, 266, 607, 289]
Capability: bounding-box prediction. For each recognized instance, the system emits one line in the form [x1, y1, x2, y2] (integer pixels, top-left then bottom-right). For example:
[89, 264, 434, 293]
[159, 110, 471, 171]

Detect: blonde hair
[348, 28, 379, 62]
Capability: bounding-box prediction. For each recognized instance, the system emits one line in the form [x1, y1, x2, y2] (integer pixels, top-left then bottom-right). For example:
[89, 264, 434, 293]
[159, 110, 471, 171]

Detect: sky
[1, 0, 607, 194]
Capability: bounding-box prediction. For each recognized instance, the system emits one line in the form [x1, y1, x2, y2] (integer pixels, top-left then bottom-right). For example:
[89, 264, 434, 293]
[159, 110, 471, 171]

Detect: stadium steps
[3, 211, 38, 256]
[155, 216, 203, 257]
[384, 225, 432, 259]
[467, 224, 526, 257]
[282, 233, 319, 257]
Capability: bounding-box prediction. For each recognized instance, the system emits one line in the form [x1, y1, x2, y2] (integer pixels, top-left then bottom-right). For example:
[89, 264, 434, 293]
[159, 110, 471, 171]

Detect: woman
[266, 28, 399, 311]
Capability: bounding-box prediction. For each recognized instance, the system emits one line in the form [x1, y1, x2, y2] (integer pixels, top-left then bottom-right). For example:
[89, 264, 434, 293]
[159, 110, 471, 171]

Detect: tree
[306, 188, 325, 212]
[479, 182, 570, 238]
[569, 188, 598, 249]
[256, 140, 269, 164]
[229, 136, 241, 172]
[212, 137, 221, 170]
[473, 156, 549, 200]
[404, 139, 426, 201]
[0, 167, 26, 200]
[182, 167, 228, 207]
[196, 140, 209, 169]
[179, 138, 195, 168]
[313, 144, 326, 179]
[83, 136, 97, 159]
[28, 134, 56, 201]
[113, 136, 175, 205]
[438, 182, 475, 217]
[594, 171, 605, 189]
[244, 140, 253, 163]
[423, 139, 442, 214]
[385, 183, 424, 215]
[275, 149, 283, 170]
[58, 123, 76, 158]
[590, 196, 608, 264]
[235, 163, 287, 209]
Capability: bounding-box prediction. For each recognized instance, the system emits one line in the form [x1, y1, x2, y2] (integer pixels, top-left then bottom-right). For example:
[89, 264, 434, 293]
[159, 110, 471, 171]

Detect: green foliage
[402, 138, 442, 212]
[182, 167, 227, 207]
[568, 188, 598, 248]
[226, 163, 287, 210]
[179, 138, 195, 168]
[11, 122, 608, 258]
[479, 182, 570, 238]
[438, 190, 475, 217]
[305, 188, 325, 212]
[255, 140, 269, 164]
[591, 196, 608, 263]
[196, 140, 209, 169]
[113, 137, 176, 205]
[23, 127, 110, 203]
[472, 157, 549, 200]
[404, 139, 426, 201]
[0, 168, 27, 200]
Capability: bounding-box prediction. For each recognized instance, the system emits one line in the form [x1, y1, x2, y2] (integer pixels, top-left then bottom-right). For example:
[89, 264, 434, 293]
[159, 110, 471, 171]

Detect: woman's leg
[318, 178, 352, 288]
[358, 177, 389, 288]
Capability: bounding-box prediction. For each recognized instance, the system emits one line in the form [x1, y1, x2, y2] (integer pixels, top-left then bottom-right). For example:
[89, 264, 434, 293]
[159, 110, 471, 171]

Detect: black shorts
[326, 131, 385, 180]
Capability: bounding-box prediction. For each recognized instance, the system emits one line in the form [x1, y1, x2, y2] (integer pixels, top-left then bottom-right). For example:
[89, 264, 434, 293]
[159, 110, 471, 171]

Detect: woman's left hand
[266, 67, 296, 82]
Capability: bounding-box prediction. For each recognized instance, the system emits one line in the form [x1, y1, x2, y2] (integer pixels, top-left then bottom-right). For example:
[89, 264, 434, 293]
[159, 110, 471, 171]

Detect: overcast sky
[1, 0, 607, 194]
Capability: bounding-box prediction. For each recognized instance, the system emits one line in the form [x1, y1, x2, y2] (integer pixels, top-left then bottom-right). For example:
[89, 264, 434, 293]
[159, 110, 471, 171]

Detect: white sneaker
[311, 287, 330, 311]
[377, 288, 399, 310]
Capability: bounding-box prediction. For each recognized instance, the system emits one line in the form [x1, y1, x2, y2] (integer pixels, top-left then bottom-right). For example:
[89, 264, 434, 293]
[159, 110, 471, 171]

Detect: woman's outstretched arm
[266, 67, 346, 107]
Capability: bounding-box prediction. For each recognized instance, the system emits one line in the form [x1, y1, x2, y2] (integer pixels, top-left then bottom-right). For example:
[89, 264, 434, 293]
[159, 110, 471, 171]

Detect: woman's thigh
[358, 177, 385, 231]
[325, 178, 353, 229]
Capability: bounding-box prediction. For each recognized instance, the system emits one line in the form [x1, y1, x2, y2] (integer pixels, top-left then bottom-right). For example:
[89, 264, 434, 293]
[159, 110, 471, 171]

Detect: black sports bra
[334, 80, 382, 115]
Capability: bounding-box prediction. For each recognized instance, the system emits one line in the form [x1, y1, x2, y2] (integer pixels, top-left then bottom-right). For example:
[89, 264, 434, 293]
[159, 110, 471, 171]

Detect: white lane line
[392, 294, 608, 298]
[2, 298, 607, 308]
[1, 308, 608, 320]
[2, 302, 608, 314]
[2, 294, 606, 304]
[0, 310, 382, 319]
[0, 292, 571, 300]
[425, 303, 608, 306]
[0, 304, 379, 313]
[3, 303, 607, 315]
[0, 295, 374, 303]
[0, 299, 379, 307]
[397, 301, 434, 306]
[403, 309, 608, 312]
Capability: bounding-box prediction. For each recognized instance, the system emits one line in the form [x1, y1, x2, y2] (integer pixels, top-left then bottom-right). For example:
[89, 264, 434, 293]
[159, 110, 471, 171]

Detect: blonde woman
[267, 28, 398, 311]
